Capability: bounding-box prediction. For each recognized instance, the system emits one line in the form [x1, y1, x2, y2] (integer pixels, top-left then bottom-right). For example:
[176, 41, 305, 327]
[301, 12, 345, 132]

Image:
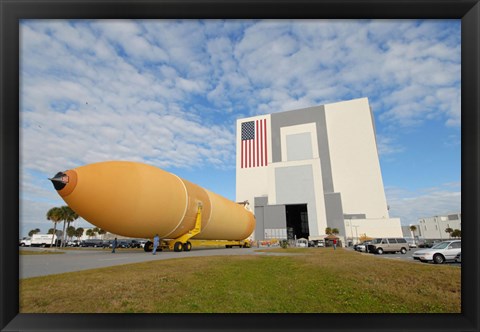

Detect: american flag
[241, 119, 268, 168]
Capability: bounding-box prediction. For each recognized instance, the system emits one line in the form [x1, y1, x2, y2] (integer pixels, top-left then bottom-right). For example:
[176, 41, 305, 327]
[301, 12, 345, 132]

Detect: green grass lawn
[19, 248, 460, 313]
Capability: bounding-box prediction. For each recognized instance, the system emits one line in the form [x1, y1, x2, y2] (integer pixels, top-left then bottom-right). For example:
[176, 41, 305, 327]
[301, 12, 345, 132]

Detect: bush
[280, 239, 289, 249]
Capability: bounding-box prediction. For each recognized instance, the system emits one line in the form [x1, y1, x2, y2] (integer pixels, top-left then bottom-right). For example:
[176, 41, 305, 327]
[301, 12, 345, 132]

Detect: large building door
[286, 204, 309, 240]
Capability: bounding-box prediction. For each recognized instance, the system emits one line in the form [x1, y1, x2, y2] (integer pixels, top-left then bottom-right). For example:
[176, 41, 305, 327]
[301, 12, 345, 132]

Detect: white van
[296, 238, 308, 247]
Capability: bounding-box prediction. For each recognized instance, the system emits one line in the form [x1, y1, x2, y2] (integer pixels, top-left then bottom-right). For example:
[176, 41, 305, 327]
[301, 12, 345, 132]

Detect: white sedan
[412, 240, 461, 264]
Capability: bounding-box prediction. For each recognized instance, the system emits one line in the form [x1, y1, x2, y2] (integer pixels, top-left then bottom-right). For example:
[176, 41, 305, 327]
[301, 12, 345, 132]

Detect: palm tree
[451, 229, 461, 238]
[98, 228, 107, 239]
[60, 206, 79, 247]
[325, 227, 332, 235]
[75, 227, 84, 241]
[86, 229, 95, 239]
[46, 207, 63, 247]
[28, 228, 41, 237]
[409, 225, 417, 236]
[331, 228, 339, 235]
[66, 226, 76, 241]
[445, 227, 453, 238]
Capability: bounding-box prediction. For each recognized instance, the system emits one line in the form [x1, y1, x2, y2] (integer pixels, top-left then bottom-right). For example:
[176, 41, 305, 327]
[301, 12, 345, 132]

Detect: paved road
[20, 246, 459, 279]
[19, 247, 289, 279]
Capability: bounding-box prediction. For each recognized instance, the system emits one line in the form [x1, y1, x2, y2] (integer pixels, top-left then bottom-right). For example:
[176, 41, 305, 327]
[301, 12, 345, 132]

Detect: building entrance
[286, 204, 309, 240]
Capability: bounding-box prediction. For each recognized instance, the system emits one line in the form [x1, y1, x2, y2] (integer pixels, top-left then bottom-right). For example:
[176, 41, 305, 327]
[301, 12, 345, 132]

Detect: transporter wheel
[183, 242, 192, 252]
[433, 254, 445, 264]
[376, 248, 384, 255]
[144, 241, 153, 252]
[400, 248, 407, 254]
[174, 241, 183, 252]
[226, 245, 232, 248]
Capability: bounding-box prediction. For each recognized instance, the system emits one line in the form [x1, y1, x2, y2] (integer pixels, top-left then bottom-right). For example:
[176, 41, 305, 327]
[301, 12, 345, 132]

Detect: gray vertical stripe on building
[324, 192, 346, 237]
[274, 165, 319, 236]
[254, 206, 265, 240]
[270, 105, 334, 193]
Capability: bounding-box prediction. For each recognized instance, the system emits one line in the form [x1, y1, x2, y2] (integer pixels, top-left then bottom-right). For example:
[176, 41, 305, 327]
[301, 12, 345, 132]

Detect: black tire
[183, 242, 192, 252]
[400, 248, 407, 254]
[433, 254, 445, 264]
[226, 245, 232, 248]
[143, 241, 153, 252]
[174, 241, 183, 252]
[376, 248, 384, 255]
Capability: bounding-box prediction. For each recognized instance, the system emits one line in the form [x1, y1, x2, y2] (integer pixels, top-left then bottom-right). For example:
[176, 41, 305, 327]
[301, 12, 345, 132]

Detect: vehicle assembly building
[236, 97, 402, 245]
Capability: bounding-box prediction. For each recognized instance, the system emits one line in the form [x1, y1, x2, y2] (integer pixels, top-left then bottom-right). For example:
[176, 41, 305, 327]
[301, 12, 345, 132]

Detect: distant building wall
[417, 213, 461, 240]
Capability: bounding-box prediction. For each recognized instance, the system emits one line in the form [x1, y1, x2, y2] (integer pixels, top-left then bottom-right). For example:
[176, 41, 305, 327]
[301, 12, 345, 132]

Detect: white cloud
[385, 183, 461, 225]
[19, 19, 460, 236]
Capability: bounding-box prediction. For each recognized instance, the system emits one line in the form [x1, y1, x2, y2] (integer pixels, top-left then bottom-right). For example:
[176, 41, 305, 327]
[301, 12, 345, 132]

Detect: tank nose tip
[49, 172, 68, 190]
[49, 169, 78, 197]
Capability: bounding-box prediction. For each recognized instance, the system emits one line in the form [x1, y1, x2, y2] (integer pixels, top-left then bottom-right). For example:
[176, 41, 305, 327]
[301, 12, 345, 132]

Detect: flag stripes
[241, 119, 268, 168]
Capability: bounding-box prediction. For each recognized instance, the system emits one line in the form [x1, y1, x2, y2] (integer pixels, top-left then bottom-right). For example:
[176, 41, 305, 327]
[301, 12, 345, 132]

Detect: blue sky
[19, 19, 461, 237]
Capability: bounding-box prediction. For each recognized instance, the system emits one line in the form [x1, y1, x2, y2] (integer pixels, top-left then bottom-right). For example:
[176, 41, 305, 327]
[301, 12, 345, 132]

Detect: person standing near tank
[111, 237, 117, 253]
[152, 234, 160, 255]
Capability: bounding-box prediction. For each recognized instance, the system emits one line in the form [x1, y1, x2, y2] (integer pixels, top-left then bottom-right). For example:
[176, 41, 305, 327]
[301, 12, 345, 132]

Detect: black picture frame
[1, 1, 478, 331]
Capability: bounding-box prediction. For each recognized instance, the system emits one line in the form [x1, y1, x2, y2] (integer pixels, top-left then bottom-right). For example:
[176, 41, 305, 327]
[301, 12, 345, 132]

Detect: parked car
[455, 252, 461, 263]
[101, 240, 113, 248]
[367, 237, 409, 254]
[128, 240, 142, 248]
[412, 240, 461, 264]
[66, 240, 81, 247]
[109, 240, 129, 248]
[81, 239, 104, 247]
[404, 237, 417, 248]
[296, 238, 308, 248]
[354, 241, 371, 252]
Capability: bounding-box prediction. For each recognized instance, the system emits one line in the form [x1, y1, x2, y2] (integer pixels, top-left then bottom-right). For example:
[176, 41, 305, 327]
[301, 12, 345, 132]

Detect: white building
[236, 97, 402, 245]
[417, 213, 461, 240]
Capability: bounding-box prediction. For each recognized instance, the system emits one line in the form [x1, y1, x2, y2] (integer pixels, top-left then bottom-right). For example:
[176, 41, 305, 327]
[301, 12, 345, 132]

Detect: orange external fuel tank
[49, 161, 255, 241]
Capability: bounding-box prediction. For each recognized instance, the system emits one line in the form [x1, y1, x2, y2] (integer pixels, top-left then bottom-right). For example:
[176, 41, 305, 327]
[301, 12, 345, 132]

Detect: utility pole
[353, 225, 359, 244]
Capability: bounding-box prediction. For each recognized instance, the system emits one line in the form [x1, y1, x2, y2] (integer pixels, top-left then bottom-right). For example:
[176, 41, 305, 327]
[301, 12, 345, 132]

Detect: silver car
[412, 240, 461, 264]
[455, 252, 461, 263]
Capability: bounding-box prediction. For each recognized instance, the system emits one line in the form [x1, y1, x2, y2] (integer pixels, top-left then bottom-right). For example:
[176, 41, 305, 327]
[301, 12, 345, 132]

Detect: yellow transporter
[50, 161, 255, 252]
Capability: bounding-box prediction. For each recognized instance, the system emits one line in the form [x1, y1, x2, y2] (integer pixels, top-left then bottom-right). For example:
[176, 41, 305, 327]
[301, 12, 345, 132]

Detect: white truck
[19, 237, 32, 246]
[30, 234, 59, 247]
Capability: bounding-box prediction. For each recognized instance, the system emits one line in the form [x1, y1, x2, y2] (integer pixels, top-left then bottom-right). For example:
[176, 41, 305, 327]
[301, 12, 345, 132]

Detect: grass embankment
[19, 248, 460, 313]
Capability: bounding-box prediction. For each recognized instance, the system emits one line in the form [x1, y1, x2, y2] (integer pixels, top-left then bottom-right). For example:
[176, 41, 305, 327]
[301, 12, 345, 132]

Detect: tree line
[25, 206, 108, 247]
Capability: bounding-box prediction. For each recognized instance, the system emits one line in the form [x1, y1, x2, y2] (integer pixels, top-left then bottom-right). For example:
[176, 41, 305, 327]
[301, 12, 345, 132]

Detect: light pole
[353, 225, 359, 244]
[348, 219, 353, 244]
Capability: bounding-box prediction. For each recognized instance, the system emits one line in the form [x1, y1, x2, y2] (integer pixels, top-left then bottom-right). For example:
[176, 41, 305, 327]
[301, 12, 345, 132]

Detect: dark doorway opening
[286, 204, 309, 240]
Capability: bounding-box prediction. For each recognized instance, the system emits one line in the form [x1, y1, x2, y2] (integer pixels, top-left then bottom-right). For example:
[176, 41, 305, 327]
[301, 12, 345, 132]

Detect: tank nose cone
[49, 172, 68, 190]
[49, 169, 78, 197]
